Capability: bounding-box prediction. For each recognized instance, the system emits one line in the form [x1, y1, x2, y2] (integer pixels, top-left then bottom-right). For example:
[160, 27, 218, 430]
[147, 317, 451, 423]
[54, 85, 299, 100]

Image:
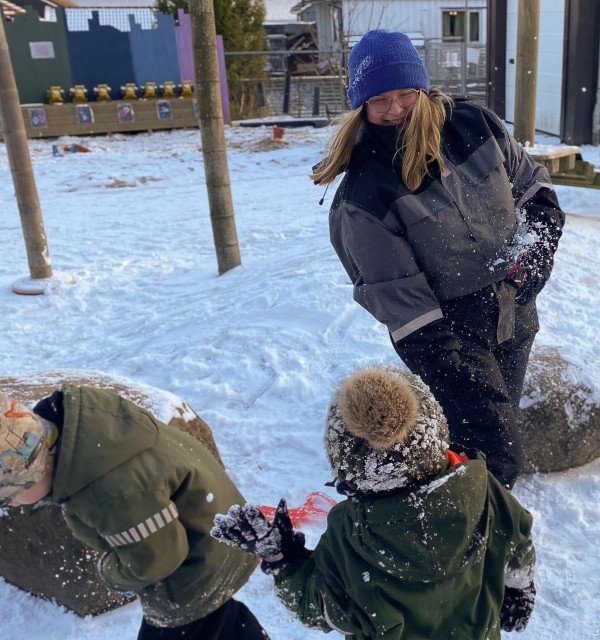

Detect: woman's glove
[211, 499, 306, 575]
[510, 225, 560, 305]
[499, 583, 536, 632]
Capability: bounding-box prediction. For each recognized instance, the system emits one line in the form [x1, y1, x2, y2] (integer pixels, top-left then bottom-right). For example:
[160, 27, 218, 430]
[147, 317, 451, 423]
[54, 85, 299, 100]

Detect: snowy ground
[0, 123, 599, 640]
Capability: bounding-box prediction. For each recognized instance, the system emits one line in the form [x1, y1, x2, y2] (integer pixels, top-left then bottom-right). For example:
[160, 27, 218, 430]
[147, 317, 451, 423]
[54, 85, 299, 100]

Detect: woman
[314, 30, 565, 489]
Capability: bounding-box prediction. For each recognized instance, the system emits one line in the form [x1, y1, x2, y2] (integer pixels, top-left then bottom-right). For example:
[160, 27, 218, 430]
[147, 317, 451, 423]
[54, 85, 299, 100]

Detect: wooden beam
[513, 0, 540, 145]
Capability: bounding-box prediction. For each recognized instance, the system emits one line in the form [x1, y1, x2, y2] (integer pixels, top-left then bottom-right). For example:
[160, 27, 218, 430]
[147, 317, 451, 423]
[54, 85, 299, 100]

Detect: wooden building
[488, 0, 600, 144]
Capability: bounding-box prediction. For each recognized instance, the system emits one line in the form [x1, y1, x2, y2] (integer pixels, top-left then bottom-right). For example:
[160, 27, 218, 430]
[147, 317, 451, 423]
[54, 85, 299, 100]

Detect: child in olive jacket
[0, 386, 267, 640]
[212, 366, 536, 640]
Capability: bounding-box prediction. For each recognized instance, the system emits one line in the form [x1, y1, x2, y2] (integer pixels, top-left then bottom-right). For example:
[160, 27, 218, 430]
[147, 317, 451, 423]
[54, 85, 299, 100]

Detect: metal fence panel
[227, 42, 487, 120]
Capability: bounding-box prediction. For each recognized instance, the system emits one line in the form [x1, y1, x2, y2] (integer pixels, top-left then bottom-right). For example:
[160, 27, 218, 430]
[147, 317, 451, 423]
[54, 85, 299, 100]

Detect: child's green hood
[51, 384, 159, 501]
[332, 458, 490, 583]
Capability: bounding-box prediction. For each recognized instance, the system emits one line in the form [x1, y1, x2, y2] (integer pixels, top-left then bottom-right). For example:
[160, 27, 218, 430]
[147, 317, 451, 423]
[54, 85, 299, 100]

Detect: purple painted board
[175, 10, 195, 84]
[175, 9, 231, 124]
[216, 35, 231, 124]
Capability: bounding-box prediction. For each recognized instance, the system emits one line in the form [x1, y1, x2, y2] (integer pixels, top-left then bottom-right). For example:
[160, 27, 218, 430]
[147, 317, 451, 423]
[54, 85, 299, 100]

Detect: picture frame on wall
[76, 104, 94, 125]
[117, 102, 134, 123]
[157, 100, 173, 120]
[28, 108, 48, 128]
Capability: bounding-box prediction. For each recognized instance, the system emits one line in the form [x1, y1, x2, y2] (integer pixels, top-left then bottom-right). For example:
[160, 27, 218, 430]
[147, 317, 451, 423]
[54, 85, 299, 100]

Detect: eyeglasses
[366, 89, 420, 114]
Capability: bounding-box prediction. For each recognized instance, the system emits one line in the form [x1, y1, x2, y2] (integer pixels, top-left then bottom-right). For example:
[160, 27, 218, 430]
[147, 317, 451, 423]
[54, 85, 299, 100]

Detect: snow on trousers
[394, 284, 539, 489]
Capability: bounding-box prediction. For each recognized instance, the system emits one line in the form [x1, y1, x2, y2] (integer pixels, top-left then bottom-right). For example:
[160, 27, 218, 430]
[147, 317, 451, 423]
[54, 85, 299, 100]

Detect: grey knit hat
[0, 392, 51, 506]
[325, 366, 449, 493]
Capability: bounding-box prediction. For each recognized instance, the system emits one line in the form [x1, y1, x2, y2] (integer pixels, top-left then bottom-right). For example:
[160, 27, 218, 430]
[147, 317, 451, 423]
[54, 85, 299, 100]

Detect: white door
[505, 0, 565, 135]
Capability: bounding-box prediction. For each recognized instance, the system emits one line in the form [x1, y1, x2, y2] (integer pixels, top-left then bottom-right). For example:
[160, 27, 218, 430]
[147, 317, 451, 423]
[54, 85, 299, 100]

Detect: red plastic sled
[259, 491, 337, 527]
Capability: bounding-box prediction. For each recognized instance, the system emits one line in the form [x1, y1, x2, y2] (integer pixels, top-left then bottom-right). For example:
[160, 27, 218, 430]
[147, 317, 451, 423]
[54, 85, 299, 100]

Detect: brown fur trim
[338, 367, 418, 450]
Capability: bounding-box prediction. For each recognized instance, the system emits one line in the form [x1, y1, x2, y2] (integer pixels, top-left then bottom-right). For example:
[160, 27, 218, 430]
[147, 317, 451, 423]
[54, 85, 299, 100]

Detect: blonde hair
[311, 86, 453, 192]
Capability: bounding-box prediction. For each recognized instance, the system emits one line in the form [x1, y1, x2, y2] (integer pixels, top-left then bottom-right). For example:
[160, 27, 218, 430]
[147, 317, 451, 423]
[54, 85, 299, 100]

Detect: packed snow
[0, 121, 599, 639]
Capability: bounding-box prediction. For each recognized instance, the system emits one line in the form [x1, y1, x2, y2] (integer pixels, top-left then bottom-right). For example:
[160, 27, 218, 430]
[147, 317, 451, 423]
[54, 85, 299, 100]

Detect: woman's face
[365, 89, 419, 126]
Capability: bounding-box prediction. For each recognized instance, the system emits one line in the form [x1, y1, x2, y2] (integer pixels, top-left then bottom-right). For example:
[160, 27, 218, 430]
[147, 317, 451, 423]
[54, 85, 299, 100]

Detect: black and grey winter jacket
[329, 100, 564, 344]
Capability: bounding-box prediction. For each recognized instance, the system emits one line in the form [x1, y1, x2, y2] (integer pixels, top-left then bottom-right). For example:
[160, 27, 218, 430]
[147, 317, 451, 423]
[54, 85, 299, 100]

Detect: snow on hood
[336, 459, 489, 583]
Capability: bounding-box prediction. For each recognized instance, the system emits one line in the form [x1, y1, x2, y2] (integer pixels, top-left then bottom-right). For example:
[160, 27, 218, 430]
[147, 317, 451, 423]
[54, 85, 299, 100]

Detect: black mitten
[499, 583, 536, 632]
[211, 499, 305, 575]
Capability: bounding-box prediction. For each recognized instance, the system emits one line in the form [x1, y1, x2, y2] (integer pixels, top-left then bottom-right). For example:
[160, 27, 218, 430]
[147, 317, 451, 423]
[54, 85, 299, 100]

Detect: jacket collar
[348, 120, 403, 172]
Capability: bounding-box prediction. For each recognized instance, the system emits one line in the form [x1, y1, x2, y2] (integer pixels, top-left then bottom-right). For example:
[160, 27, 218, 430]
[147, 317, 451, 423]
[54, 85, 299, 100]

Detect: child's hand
[211, 499, 305, 574]
[499, 582, 536, 632]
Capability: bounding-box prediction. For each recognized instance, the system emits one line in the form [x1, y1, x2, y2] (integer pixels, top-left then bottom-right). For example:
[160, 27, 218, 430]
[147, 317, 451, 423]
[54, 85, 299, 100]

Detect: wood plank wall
[0, 98, 199, 140]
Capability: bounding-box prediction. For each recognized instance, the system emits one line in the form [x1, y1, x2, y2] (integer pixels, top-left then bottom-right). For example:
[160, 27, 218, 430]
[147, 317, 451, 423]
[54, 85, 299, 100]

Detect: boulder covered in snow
[519, 345, 600, 473]
[0, 371, 224, 617]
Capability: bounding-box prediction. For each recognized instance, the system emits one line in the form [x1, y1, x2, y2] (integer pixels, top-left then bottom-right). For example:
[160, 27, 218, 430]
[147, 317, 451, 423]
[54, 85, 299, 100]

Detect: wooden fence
[0, 98, 199, 140]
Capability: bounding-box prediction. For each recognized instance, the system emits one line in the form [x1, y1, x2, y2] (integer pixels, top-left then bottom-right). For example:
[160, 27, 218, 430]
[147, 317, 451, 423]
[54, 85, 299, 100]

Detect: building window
[442, 10, 481, 42]
[469, 12, 480, 42]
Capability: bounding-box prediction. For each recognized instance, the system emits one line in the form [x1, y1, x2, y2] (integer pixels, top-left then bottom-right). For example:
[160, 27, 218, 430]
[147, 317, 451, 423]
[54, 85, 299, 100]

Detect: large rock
[0, 371, 224, 617]
[519, 345, 600, 473]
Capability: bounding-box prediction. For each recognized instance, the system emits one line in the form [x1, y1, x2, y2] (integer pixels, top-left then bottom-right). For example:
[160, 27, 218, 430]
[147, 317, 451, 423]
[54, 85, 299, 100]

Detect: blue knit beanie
[347, 30, 430, 109]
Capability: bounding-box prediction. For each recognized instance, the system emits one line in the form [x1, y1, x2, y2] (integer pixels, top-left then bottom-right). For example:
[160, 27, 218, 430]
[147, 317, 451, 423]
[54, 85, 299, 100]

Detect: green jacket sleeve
[487, 471, 536, 587]
[273, 553, 334, 633]
[64, 492, 190, 592]
[272, 537, 370, 637]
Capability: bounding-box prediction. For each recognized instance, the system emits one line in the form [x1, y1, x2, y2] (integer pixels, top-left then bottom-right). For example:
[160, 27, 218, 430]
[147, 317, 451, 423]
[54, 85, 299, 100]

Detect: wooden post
[189, 0, 241, 275]
[312, 86, 321, 116]
[513, 0, 540, 145]
[283, 71, 291, 114]
[0, 12, 53, 292]
[486, 0, 508, 119]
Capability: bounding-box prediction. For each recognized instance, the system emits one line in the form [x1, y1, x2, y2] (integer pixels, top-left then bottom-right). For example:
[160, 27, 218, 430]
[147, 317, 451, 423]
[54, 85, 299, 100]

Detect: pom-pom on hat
[0, 392, 51, 506]
[347, 30, 430, 109]
[326, 366, 449, 493]
[338, 367, 418, 450]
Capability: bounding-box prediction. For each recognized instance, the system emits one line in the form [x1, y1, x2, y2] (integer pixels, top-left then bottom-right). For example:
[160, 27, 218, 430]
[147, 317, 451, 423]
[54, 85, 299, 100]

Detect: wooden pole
[0, 13, 53, 289]
[513, 0, 540, 145]
[189, 0, 241, 275]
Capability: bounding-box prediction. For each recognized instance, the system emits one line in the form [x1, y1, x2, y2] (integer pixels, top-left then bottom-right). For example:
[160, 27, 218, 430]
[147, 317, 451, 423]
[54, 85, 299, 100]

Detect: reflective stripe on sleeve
[102, 502, 179, 547]
[391, 308, 444, 342]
